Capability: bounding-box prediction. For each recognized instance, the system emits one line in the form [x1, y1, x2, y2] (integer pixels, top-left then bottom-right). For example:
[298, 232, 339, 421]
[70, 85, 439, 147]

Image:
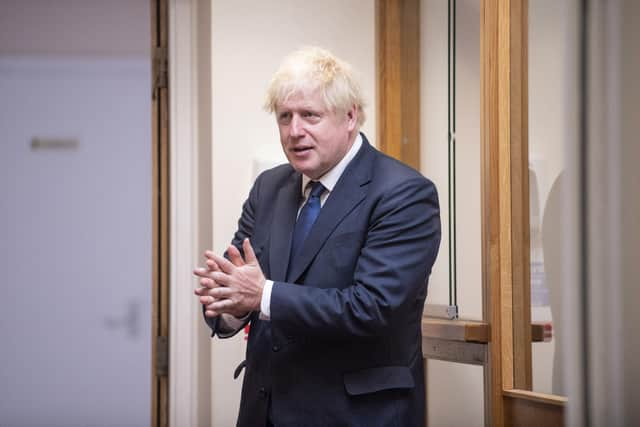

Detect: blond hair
[264, 46, 366, 128]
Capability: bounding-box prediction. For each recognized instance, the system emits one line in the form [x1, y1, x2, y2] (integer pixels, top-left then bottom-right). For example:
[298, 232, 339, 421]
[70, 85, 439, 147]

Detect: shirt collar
[301, 133, 363, 196]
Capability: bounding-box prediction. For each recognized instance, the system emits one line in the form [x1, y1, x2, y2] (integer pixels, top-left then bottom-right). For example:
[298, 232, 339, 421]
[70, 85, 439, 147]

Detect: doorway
[0, 1, 166, 425]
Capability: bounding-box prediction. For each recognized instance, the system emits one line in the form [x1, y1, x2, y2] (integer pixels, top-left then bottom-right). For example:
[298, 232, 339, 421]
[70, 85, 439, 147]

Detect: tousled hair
[264, 46, 366, 128]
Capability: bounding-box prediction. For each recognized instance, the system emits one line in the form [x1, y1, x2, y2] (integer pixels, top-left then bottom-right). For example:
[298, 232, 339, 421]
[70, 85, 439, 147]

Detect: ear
[345, 104, 358, 131]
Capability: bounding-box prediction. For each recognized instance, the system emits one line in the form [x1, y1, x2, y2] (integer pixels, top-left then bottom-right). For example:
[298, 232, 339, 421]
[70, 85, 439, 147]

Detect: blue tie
[287, 181, 325, 279]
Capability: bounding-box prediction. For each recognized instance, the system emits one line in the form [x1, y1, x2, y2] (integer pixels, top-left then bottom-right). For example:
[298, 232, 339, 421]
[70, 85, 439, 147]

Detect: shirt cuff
[260, 280, 273, 320]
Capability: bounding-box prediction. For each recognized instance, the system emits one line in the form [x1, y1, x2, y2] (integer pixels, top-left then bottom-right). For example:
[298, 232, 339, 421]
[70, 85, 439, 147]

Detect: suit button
[259, 387, 267, 398]
[272, 344, 280, 352]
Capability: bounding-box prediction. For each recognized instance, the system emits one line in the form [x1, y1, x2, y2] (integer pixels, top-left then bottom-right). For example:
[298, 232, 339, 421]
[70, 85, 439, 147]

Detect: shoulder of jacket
[255, 163, 296, 183]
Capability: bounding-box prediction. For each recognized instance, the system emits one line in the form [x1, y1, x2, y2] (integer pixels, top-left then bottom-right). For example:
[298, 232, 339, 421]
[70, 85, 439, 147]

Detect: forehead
[276, 88, 328, 111]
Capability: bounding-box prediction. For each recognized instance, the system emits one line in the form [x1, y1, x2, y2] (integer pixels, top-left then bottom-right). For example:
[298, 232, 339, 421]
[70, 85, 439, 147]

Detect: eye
[302, 110, 320, 120]
[278, 112, 292, 124]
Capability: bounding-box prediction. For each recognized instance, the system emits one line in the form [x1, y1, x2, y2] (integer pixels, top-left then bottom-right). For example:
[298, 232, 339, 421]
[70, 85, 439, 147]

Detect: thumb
[242, 238, 258, 264]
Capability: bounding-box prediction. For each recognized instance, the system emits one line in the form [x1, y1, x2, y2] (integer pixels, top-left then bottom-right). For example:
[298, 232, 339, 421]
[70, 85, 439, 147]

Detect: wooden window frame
[376, 0, 566, 425]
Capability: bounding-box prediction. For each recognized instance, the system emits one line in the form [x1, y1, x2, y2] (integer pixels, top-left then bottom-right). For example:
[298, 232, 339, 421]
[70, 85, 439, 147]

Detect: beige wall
[209, 2, 375, 425]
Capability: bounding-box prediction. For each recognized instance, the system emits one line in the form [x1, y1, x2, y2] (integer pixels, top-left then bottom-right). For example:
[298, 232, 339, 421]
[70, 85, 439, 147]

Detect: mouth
[290, 146, 313, 154]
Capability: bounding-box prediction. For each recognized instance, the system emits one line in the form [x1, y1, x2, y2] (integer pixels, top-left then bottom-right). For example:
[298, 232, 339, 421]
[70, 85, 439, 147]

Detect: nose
[290, 114, 304, 137]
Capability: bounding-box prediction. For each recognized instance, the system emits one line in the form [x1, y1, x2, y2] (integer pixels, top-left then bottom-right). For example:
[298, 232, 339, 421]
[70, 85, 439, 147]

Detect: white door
[0, 2, 152, 426]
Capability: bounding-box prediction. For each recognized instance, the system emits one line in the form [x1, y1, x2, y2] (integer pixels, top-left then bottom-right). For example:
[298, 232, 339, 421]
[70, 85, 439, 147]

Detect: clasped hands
[193, 238, 265, 318]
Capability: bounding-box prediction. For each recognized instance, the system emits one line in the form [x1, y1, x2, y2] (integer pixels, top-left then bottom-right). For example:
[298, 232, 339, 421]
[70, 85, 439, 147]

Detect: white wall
[209, 2, 375, 425]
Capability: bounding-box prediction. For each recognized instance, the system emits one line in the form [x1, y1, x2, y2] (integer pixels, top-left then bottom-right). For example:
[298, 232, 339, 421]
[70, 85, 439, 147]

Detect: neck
[345, 129, 359, 150]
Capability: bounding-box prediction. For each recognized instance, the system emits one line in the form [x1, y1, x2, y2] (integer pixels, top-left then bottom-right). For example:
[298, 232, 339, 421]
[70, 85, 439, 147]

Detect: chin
[291, 163, 316, 177]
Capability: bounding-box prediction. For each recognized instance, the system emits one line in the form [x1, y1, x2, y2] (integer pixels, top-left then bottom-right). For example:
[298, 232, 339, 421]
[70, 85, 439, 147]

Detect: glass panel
[528, 0, 576, 396]
[421, 0, 482, 320]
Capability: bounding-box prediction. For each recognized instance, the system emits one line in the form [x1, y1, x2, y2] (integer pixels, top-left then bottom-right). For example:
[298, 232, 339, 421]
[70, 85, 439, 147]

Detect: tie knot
[308, 181, 326, 199]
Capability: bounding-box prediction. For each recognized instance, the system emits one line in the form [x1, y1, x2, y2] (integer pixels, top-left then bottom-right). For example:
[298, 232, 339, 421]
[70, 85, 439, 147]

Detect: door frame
[165, 0, 214, 426]
[151, 1, 170, 426]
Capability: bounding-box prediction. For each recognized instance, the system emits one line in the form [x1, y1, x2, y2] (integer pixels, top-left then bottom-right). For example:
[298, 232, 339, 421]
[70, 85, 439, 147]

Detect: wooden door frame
[151, 1, 170, 426]
[162, 0, 215, 426]
[481, 1, 566, 425]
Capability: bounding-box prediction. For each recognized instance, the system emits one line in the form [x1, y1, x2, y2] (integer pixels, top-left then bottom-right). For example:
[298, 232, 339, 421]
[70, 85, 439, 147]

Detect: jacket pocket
[343, 366, 415, 396]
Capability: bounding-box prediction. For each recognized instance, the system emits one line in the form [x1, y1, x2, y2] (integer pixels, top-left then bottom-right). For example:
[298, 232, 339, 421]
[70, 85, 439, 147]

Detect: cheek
[278, 127, 290, 146]
[277, 124, 288, 139]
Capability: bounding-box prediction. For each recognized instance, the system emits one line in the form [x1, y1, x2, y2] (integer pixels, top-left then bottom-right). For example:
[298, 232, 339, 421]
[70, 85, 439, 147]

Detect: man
[193, 47, 440, 427]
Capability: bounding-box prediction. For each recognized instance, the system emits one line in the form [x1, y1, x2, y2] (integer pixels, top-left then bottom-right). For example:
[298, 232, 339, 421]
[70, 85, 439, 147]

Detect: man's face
[275, 89, 357, 180]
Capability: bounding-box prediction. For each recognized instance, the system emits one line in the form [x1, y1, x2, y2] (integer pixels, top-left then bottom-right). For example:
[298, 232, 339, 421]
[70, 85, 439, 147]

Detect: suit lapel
[287, 139, 375, 283]
[268, 172, 302, 282]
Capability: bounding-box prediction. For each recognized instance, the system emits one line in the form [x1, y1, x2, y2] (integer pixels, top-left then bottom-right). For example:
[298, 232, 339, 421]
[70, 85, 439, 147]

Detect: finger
[193, 267, 215, 278]
[211, 271, 231, 286]
[204, 250, 220, 263]
[210, 298, 234, 312]
[209, 287, 233, 300]
[205, 257, 221, 272]
[227, 245, 245, 267]
[204, 251, 223, 270]
[210, 253, 235, 274]
[205, 259, 220, 271]
[199, 295, 215, 305]
[242, 238, 258, 264]
[204, 309, 220, 317]
[205, 298, 223, 309]
[199, 277, 218, 289]
[204, 250, 218, 263]
[195, 286, 217, 296]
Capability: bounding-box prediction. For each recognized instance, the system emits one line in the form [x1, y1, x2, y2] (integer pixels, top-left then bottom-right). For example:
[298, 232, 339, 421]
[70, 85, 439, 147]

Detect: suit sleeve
[270, 177, 441, 339]
[202, 174, 261, 339]
[202, 308, 252, 339]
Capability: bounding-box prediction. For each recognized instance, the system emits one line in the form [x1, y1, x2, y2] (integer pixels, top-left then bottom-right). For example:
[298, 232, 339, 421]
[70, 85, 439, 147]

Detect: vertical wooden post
[508, 0, 531, 392]
[151, 0, 170, 426]
[376, 0, 421, 170]
[481, 1, 504, 424]
[481, 0, 529, 425]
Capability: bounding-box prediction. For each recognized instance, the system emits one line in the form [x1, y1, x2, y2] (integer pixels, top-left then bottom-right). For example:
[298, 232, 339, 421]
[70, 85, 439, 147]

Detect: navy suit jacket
[206, 135, 441, 427]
